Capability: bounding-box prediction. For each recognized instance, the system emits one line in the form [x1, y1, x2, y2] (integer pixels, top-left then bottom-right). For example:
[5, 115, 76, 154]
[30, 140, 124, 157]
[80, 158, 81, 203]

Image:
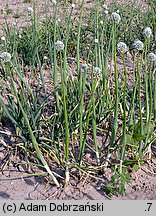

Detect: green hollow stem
[129, 53, 137, 126]
[109, 23, 118, 151]
[144, 38, 150, 123]
[53, 1, 60, 111]
[92, 76, 100, 165]
[95, 0, 101, 69]
[92, 0, 100, 165]
[102, 22, 115, 111]
[154, 71, 156, 121]
[138, 55, 144, 156]
[60, 7, 73, 185]
[120, 54, 127, 174]
[79, 54, 94, 166]
[77, 0, 101, 166]
[101, 16, 110, 107]
[144, 63, 154, 149]
[77, 0, 84, 159]
[31, 7, 47, 96]
[104, 24, 118, 168]
[79, 72, 97, 165]
[59, 50, 69, 185]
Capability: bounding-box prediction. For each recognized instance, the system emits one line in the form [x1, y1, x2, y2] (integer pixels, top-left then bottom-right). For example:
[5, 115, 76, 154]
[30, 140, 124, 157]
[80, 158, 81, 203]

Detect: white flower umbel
[143, 27, 152, 38]
[147, 52, 156, 62]
[0, 52, 11, 63]
[132, 39, 144, 51]
[1, 36, 5, 41]
[27, 7, 33, 15]
[117, 42, 128, 54]
[55, 41, 64, 51]
[110, 12, 121, 24]
[93, 67, 101, 76]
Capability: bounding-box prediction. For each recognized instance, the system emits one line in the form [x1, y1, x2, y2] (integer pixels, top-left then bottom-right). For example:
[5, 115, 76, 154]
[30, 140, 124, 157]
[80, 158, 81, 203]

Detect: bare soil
[0, 0, 148, 32]
[0, 0, 156, 200]
[0, 157, 156, 200]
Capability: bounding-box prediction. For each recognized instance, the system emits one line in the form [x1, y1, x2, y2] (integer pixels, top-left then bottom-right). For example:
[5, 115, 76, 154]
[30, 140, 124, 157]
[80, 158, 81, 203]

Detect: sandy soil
[0, 160, 156, 200]
[0, 0, 156, 200]
[0, 0, 148, 31]
[0, 166, 109, 200]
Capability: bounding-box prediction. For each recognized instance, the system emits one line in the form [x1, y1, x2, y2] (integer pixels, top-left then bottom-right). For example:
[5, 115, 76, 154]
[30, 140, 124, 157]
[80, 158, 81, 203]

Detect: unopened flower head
[0, 52, 11, 63]
[27, 7, 33, 15]
[147, 52, 156, 62]
[95, 38, 99, 44]
[143, 27, 152, 38]
[104, 10, 109, 15]
[1, 36, 5, 41]
[12, 21, 17, 27]
[110, 12, 121, 24]
[43, 56, 48, 60]
[93, 67, 101, 77]
[71, 4, 76, 8]
[133, 39, 144, 51]
[81, 63, 88, 73]
[117, 42, 128, 54]
[55, 41, 64, 51]
[102, 4, 108, 10]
